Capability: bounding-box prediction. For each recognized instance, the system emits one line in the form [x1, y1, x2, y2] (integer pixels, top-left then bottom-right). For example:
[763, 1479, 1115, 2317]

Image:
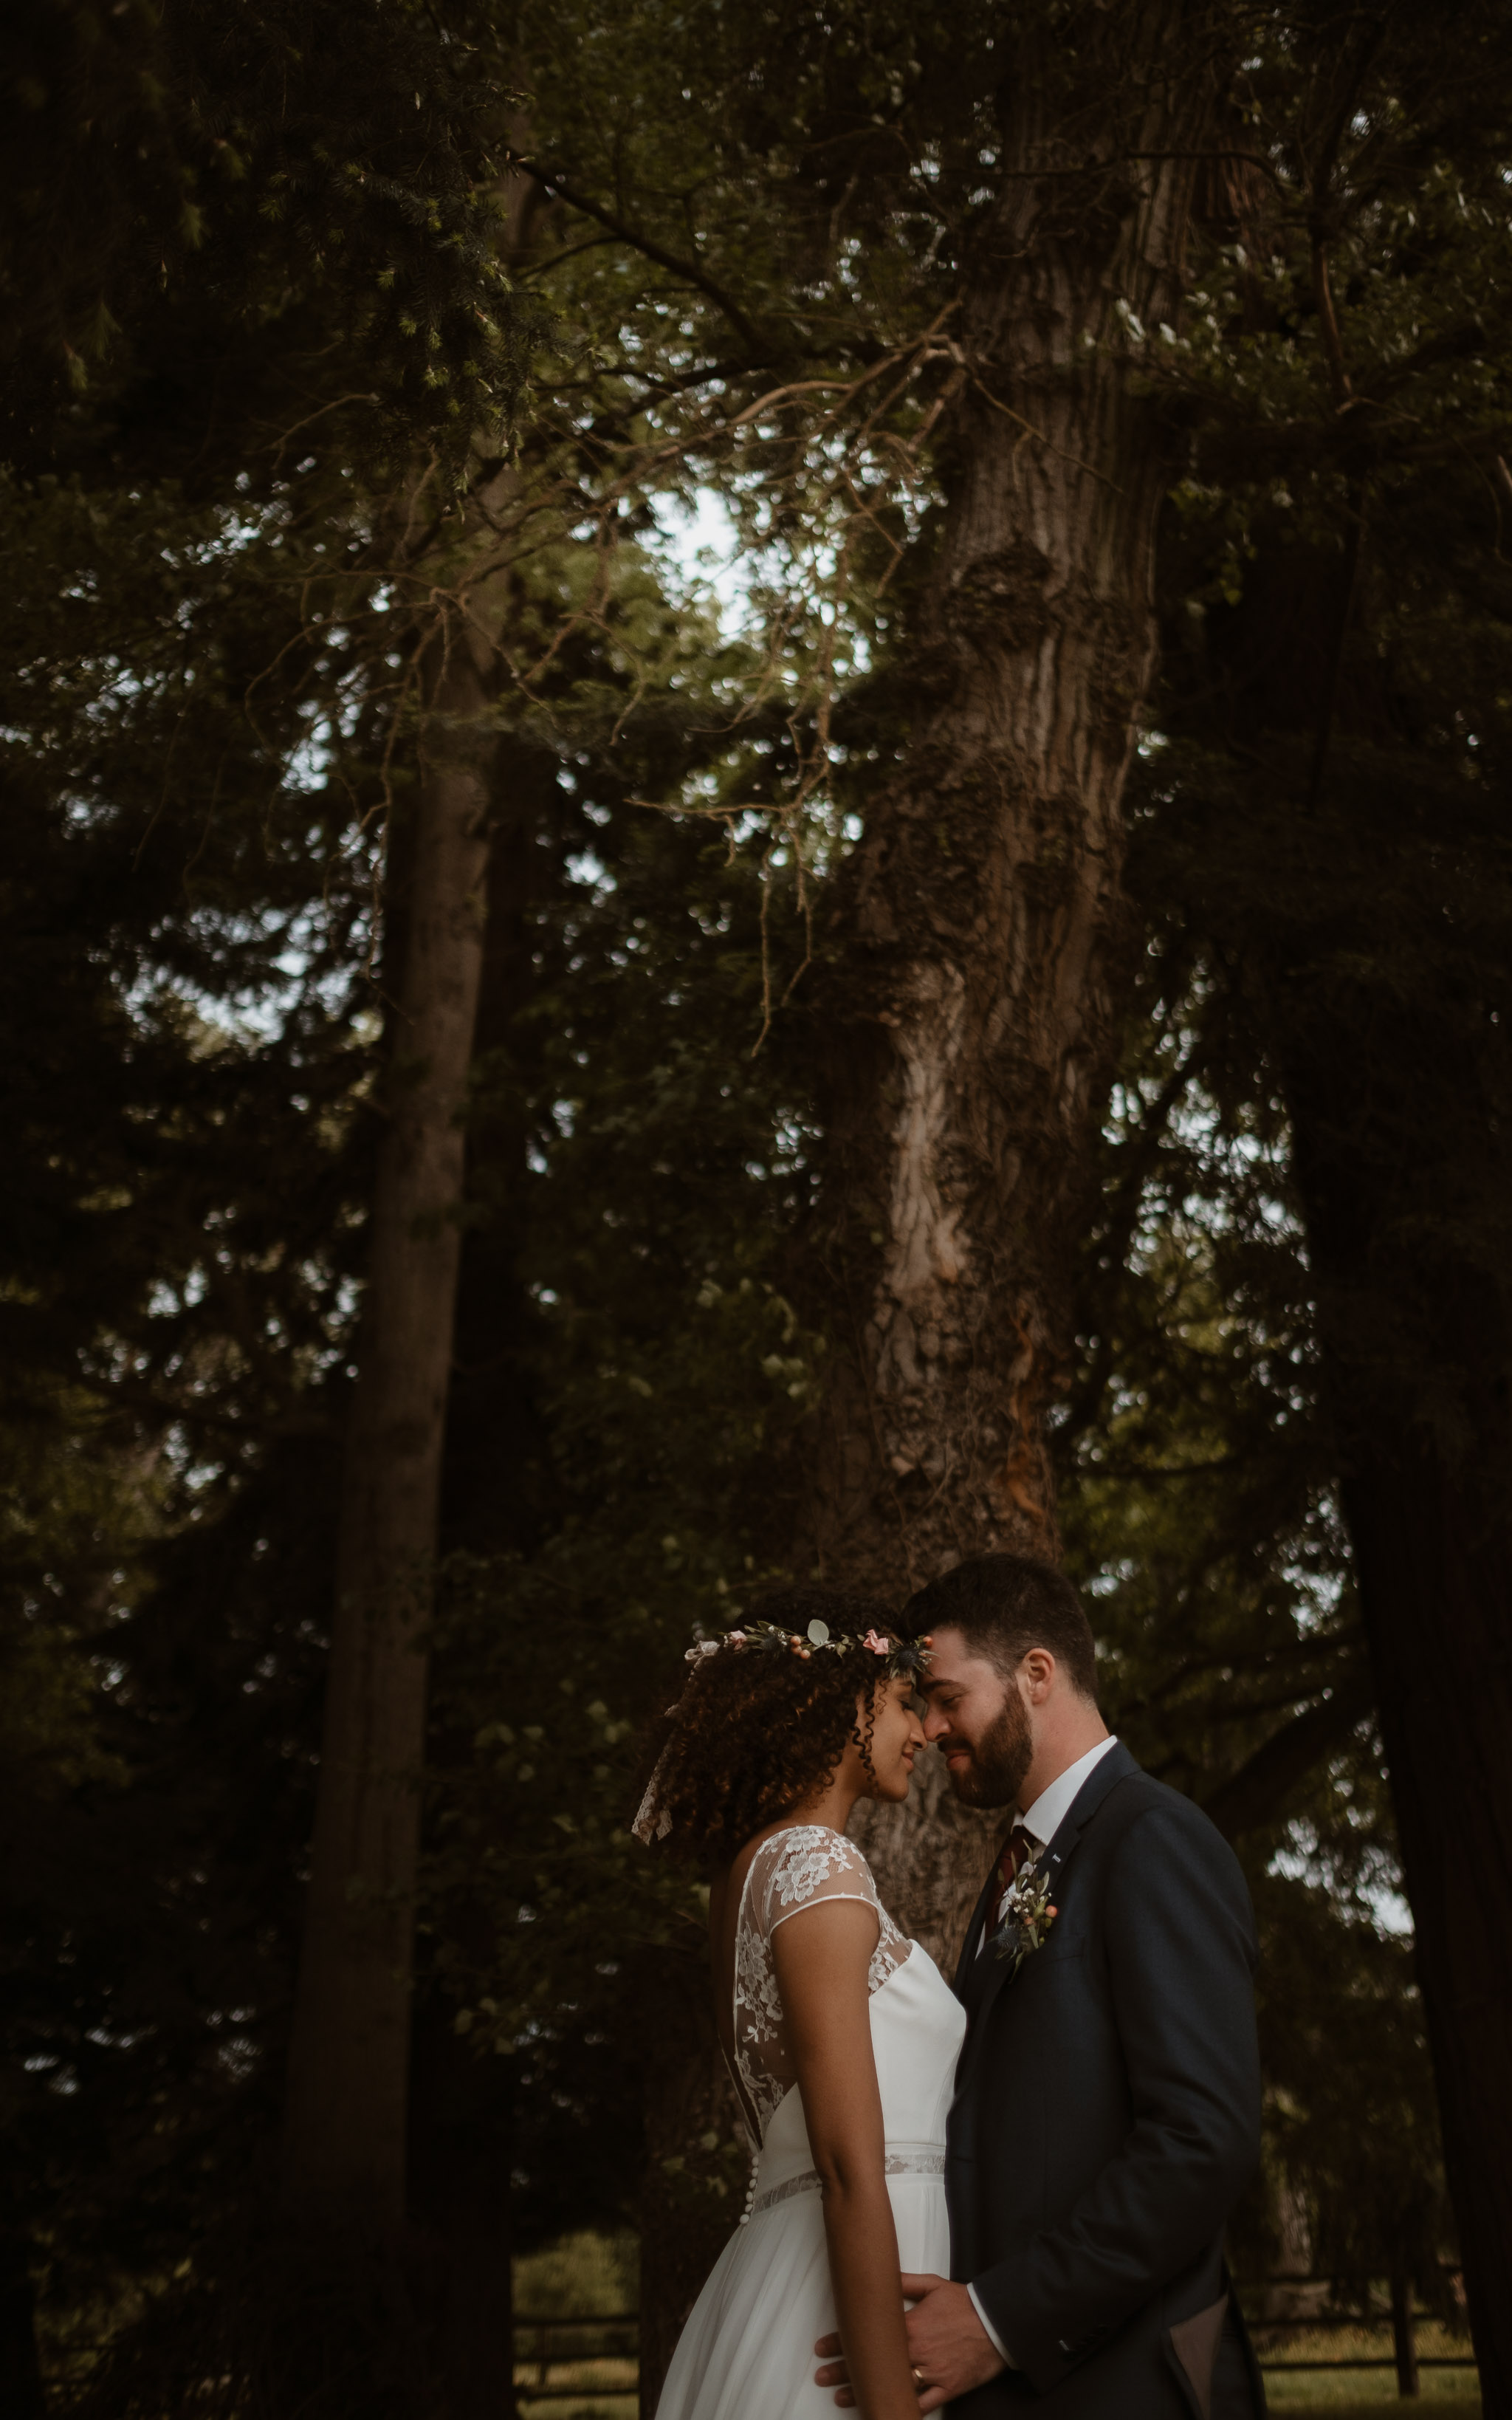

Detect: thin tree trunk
[1289, 1287, 1512, 2407]
[819, 5, 1220, 1960]
[0, 2218, 45, 2420]
[1139, 405, 1512, 2388]
[282, 614, 496, 2227]
[1134, 851, 1512, 2397]
[1267, 974, 1512, 2405]
[441, 737, 564, 1559]
[408, 1999, 519, 2419]
[636, 1954, 744, 2420]
[410, 735, 564, 2413]
[1339, 1444, 1507, 2404]
[1389, 2255, 1419, 2398]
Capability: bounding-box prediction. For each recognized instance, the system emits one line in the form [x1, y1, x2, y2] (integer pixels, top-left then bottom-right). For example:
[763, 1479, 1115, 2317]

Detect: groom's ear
[1019, 1647, 1057, 1701]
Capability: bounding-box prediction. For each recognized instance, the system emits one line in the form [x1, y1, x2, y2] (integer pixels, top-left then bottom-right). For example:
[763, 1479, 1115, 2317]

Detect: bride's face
[862, 1675, 928, 1802]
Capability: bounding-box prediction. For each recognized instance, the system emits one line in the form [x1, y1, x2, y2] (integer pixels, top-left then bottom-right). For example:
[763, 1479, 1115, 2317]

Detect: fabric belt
[748, 2147, 945, 2217]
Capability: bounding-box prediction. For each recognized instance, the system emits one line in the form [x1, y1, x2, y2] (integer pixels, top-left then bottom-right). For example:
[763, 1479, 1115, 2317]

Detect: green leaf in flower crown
[807, 1619, 831, 1645]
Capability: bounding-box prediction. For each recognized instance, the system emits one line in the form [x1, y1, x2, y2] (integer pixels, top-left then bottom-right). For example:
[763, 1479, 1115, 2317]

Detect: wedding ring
[911, 2368, 927, 2388]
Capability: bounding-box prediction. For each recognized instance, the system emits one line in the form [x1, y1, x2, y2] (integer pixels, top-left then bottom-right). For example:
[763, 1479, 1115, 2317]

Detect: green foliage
[422, 799, 822, 2240]
[0, 459, 385, 2348]
[3, 0, 542, 479]
[1055, 995, 1446, 2292]
[1254, 1861, 1449, 2303]
[513, 2229, 638, 2317]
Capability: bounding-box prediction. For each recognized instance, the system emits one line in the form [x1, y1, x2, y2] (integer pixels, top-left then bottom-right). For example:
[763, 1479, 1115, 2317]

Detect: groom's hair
[904, 1554, 1099, 1703]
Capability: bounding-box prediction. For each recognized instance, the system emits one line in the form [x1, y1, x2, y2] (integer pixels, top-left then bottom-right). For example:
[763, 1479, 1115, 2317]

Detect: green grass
[1257, 2317, 1477, 2410]
[515, 2369, 1483, 2420]
[516, 2387, 637, 2419]
[512, 2234, 1485, 2420]
[1263, 2396, 1479, 2416]
[514, 2230, 640, 2420]
[516, 2404, 636, 2420]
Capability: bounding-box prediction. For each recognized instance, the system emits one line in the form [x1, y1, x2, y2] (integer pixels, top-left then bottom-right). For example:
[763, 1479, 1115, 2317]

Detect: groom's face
[918, 1628, 1034, 1809]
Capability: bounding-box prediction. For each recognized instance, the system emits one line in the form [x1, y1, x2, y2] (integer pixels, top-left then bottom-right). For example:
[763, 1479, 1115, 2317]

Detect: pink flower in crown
[862, 1629, 890, 1656]
[726, 1629, 747, 1648]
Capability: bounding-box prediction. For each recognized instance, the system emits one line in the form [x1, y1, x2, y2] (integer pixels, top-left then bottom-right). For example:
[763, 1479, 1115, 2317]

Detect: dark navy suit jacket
[946, 1744, 1266, 2419]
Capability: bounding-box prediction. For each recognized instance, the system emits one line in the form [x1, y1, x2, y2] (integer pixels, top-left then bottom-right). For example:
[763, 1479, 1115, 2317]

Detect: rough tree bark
[816, 7, 1222, 1964]
[636, 23, 1231, 2401]
[282, 586, 500, 2229]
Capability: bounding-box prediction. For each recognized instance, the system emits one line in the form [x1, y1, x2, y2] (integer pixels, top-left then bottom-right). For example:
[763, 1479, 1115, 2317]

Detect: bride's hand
[814, 2273, 1005, 2413]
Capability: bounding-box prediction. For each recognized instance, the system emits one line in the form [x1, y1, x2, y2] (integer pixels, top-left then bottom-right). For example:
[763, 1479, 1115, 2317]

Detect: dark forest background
[4, 1, 1512, 2413]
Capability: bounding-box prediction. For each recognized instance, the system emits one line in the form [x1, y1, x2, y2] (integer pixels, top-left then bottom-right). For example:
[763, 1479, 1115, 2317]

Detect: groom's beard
[945, 1686, 1033, 1809]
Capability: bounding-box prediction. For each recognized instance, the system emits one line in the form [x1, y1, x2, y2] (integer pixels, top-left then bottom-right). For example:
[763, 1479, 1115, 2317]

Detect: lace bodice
[729, 1826, 910, 2145]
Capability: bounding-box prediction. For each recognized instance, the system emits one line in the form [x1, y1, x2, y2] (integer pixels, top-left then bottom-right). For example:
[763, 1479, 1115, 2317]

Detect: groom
[817, 1552, 1265, 2419]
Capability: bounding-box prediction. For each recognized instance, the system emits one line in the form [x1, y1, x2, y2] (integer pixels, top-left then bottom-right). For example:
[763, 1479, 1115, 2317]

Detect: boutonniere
[989, 1859, 1059, 1973]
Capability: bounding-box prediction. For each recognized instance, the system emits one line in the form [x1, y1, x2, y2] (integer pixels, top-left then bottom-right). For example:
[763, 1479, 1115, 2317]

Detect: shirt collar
[1020, 1733, 1118, 1848]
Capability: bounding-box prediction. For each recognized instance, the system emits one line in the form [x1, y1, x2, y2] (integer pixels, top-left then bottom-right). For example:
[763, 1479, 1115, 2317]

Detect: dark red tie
[994, 1822, 1039, 1907]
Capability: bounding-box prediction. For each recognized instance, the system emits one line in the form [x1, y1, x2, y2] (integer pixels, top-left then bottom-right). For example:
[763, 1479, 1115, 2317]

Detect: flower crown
[631, 1617, 929, 1844]
[683, 1616, 929, 1682]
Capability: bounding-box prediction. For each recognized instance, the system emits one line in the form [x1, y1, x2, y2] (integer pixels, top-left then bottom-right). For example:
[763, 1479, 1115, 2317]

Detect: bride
[632, 1588, 966, 2420]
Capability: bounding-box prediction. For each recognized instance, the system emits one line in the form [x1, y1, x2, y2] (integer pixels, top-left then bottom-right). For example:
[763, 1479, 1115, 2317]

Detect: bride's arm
[772, 1902, 918, 2420]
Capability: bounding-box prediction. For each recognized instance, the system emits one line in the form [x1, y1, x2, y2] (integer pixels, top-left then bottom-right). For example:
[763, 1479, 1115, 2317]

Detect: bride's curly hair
[630, 1586, 905, 1873]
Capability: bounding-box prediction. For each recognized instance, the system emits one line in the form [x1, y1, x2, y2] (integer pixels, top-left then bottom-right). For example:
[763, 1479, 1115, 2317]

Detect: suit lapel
[953, 1864, 1001, 1999]
[961, 1742, 1141, 2035]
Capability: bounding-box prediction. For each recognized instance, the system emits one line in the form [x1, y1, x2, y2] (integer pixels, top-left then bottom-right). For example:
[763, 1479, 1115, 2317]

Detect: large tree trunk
[282, 609, 496, 2227]
[639, 13, 1228, 2378]
[822, 6, 1220, 1961]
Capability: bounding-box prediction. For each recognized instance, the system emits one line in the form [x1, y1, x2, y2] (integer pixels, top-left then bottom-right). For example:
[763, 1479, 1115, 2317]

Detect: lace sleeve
[755, 1826, 882, 1938]
[732, 1826, 912, 2149]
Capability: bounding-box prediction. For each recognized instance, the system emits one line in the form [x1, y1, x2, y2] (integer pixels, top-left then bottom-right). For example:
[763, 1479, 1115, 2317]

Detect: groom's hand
[814, 2273, 1006, 2413]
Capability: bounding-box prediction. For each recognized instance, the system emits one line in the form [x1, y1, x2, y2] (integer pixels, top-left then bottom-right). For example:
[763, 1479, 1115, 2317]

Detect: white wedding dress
[656, 1825, 968, 2420]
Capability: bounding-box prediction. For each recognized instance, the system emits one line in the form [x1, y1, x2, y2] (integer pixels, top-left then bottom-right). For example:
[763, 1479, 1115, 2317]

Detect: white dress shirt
[966, 1734, 1119, 2365]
